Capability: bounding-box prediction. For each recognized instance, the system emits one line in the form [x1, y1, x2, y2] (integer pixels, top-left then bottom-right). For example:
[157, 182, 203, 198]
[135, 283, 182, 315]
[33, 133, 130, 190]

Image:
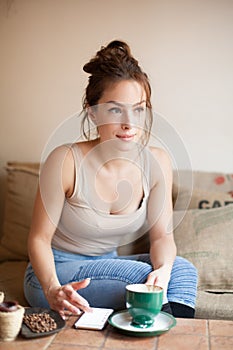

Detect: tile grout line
[207, 319, 211, 350]
[43, 334, 57, 350]
[100, 326, 111, 349]
[154, 336, 159, 350]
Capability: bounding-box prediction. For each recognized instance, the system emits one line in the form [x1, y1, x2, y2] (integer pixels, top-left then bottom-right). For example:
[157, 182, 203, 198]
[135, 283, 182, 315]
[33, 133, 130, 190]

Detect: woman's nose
[121, 123, 131, 130]
[121, 109, 134, 127]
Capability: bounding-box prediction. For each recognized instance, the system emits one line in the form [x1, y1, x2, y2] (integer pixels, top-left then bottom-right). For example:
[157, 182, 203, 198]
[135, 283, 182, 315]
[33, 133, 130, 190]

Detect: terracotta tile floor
[1, 316, 233, 350]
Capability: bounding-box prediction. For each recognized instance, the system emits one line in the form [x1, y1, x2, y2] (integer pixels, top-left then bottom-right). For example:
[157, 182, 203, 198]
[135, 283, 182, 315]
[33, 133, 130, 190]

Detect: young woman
[24, 40, 197, 319]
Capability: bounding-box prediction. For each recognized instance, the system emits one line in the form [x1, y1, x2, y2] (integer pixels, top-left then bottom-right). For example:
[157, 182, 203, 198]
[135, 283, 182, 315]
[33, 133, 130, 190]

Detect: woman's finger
[61, 279, 90, 300]
[61, 299, 82, 315]
[71, 278, 91, 291]
[62, 298, 91, 315]
[146, 273, 158, 286]
[62, 285, 90, 308]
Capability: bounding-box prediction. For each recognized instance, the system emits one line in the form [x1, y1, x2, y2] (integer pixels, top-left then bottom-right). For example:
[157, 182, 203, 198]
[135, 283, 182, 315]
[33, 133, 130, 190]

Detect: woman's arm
[27, 146, 91, 317]
[146, 147, 177, 294]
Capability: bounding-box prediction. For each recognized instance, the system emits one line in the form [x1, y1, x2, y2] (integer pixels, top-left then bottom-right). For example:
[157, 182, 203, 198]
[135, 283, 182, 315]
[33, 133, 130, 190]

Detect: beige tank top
[52, 144, 152, 255]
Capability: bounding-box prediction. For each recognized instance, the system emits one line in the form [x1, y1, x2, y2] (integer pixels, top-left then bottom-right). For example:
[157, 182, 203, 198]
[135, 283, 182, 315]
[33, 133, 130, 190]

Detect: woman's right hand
[45, 278, 92, 318]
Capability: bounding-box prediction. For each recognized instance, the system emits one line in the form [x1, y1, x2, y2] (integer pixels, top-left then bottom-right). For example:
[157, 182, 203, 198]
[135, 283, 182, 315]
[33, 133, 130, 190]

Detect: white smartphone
[73, 307, 114, 330]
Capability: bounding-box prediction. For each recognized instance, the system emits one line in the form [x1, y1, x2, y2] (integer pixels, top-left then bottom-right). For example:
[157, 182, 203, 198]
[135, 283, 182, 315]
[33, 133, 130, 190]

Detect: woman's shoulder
[44, 139, 98, 166]
[43, 144, 74, 167]
[146, 146, 173, 186]
[148, 146, 172, 166]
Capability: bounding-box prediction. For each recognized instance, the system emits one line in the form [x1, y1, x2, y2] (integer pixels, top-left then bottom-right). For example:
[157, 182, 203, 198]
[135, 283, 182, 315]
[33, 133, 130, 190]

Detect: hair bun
[83, 40, 132, 75]
[106, 40, 132, 56]
[83, 59, 99, 75]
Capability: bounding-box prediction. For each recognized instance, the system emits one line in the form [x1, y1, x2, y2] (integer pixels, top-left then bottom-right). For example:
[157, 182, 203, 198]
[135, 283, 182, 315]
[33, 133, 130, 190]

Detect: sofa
[0, 162, 233, 320]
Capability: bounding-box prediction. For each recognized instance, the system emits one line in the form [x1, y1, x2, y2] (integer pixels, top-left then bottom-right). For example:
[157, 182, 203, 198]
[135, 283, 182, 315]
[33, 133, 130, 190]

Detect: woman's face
[89, 80, 147, 148]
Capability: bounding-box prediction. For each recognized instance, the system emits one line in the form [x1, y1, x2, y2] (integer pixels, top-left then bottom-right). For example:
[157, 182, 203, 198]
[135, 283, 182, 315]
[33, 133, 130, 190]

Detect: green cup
[126, 284, 163, 328]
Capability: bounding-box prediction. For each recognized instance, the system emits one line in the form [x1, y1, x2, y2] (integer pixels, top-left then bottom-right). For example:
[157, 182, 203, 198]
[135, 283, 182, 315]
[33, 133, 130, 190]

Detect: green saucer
[108, 310, 176, 337]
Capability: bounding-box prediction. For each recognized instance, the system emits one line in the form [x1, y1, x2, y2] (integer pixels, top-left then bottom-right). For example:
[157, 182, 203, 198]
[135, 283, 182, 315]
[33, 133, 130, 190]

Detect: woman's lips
[116, 134, 135, 141]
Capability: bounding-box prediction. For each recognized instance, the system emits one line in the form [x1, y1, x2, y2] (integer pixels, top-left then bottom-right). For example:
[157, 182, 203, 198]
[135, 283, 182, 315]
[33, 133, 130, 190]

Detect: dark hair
[81, 40, 153, 144]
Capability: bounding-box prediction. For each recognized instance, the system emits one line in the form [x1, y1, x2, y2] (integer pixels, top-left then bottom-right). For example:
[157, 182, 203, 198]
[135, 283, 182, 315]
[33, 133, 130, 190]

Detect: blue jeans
[24, 249, 198, 310]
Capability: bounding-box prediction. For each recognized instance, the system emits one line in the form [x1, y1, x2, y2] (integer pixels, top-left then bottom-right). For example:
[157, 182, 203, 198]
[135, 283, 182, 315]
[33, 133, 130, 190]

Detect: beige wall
[0, 0, 233, 175]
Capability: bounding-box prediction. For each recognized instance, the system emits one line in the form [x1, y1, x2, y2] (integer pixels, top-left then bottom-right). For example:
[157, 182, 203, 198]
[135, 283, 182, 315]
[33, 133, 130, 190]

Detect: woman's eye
[134, 107, 145, 114]
[109, 107, 122, 114]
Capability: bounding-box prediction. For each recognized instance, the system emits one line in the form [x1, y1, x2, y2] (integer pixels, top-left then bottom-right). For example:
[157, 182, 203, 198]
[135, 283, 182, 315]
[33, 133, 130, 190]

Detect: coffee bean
[23, 312, 57, 333]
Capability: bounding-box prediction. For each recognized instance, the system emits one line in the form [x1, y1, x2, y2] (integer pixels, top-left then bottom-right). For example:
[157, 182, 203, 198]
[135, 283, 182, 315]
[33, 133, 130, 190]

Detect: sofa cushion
[195, 291, 233, 320]
[0, 162, 39, 261]
[174, 187, 233, 210]
[173, 205, 233, 291]
[0, 261, 29, 306]
[173, 170, 233, 192]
